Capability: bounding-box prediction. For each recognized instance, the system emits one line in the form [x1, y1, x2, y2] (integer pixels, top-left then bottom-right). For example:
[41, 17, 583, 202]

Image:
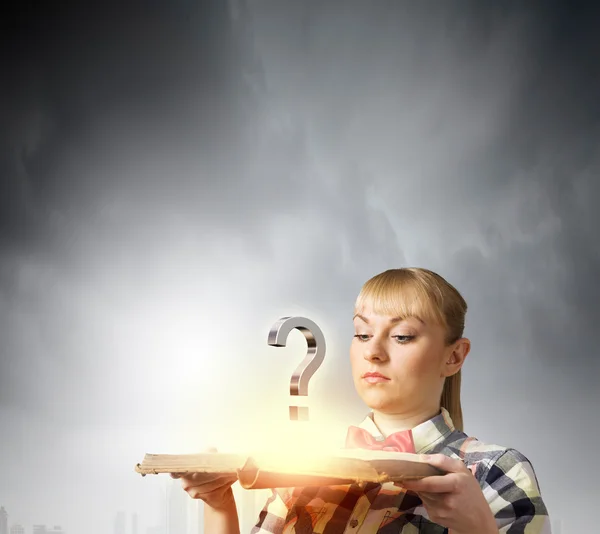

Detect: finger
[189, 477, 237, 501]
[392, 480, 449, 497]
[191, 482, 231, 503]
[401, 473, 459, 494]
[420, 454, 468, 474]
[415, 491, 446, 504]
[185, 471, 237, 483]
[177, 470, 236, 488]
[181, 474, 237, 494]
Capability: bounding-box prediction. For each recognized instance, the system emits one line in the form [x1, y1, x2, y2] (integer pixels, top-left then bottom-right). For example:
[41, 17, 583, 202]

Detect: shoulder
[482, 447, 544, 494]
[432, 429, 510, 465]
[436, 432, 550, 528]
[477, 447, 550, 528]
[434, 431, 544, 489]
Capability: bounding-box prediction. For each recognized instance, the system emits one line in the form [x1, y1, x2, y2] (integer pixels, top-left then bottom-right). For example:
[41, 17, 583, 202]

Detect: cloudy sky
[1, 1, 598, 533]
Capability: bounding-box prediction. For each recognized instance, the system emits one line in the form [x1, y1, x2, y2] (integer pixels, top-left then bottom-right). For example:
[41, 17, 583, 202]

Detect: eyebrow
[353, 314, 425, 325]
[353, 314, 402, 324]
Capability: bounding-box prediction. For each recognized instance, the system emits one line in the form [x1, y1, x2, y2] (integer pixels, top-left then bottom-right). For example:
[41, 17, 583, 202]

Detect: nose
[363, 335, 389, 362]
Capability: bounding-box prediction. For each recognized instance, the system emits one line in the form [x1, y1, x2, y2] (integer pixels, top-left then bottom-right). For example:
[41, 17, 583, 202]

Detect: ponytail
[440, 370, 463, 432]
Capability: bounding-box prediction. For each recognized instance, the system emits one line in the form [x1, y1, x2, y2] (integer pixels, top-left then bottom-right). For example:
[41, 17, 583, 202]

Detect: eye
[353, 334, 370, 342]
[393, 335, 414, 344]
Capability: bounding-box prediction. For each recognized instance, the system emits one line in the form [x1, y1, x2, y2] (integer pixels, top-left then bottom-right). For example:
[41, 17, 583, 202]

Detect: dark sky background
[1, 1, 598, 533]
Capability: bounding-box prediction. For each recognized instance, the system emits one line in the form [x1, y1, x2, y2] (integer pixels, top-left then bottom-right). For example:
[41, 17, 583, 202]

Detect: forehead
[354, 292, 444, 328]
[352, 311, 423, 326]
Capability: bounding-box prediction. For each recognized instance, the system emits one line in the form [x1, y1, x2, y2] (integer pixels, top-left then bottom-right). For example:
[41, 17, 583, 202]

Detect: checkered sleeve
[249, 488, 291, 534]
[483, 449, 551, 533]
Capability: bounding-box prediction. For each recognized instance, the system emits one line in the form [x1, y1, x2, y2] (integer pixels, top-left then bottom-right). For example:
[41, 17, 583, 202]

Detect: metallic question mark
[268, 316, 326, 421]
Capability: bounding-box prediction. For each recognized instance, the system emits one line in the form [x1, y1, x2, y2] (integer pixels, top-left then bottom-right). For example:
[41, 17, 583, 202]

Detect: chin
[358, 389, 398, 412]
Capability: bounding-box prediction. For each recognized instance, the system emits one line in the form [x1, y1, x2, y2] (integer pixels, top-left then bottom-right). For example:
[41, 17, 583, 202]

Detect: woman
[174, 268, 550, 533]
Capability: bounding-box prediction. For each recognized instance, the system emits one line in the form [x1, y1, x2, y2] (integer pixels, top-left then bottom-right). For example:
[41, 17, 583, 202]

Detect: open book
[135, 449, 443, 489]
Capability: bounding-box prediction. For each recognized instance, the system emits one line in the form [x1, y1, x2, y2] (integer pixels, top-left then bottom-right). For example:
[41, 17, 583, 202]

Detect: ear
[442, 338, 470, 377]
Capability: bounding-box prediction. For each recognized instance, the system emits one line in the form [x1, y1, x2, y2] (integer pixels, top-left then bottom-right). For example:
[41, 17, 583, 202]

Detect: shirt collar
[355, 408, 456, 454]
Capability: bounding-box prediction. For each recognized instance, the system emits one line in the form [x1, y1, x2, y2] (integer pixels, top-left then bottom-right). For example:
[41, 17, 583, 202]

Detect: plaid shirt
[250, 408, 550, 533]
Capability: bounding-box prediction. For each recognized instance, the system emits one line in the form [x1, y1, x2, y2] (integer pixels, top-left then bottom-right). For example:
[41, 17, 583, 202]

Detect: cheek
[349, 344, 361, 374]
[390, 346, 440, 378]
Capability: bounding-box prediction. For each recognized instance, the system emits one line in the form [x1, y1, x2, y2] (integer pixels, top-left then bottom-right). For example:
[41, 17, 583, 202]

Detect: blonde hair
[354, 268, 467, 431]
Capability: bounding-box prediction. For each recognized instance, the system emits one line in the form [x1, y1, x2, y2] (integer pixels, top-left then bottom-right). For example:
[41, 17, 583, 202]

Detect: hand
[396, 454, 497, 534]
[171, 447, 238, 511]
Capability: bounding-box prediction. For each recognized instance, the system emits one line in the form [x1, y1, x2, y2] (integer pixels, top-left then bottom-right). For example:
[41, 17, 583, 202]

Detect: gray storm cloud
[1, 2, 598, 533]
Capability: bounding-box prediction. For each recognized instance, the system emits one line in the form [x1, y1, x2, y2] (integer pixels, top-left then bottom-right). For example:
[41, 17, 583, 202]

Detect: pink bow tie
[345, 426, 416, 453]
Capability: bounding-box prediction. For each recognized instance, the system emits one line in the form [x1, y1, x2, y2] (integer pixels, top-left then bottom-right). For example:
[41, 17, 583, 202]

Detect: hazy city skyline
[0, 508, 65, 534]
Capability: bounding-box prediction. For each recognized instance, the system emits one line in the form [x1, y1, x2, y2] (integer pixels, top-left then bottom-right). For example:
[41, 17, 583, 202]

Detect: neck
[371, 405, 441, 437]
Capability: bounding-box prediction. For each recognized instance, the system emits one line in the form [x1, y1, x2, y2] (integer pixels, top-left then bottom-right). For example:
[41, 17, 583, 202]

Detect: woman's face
[350, 303, 456, 414]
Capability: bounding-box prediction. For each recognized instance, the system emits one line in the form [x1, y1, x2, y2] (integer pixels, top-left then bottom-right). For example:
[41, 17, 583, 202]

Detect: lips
[362, 372, 389, 379]
[362, 372, 390, 384]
